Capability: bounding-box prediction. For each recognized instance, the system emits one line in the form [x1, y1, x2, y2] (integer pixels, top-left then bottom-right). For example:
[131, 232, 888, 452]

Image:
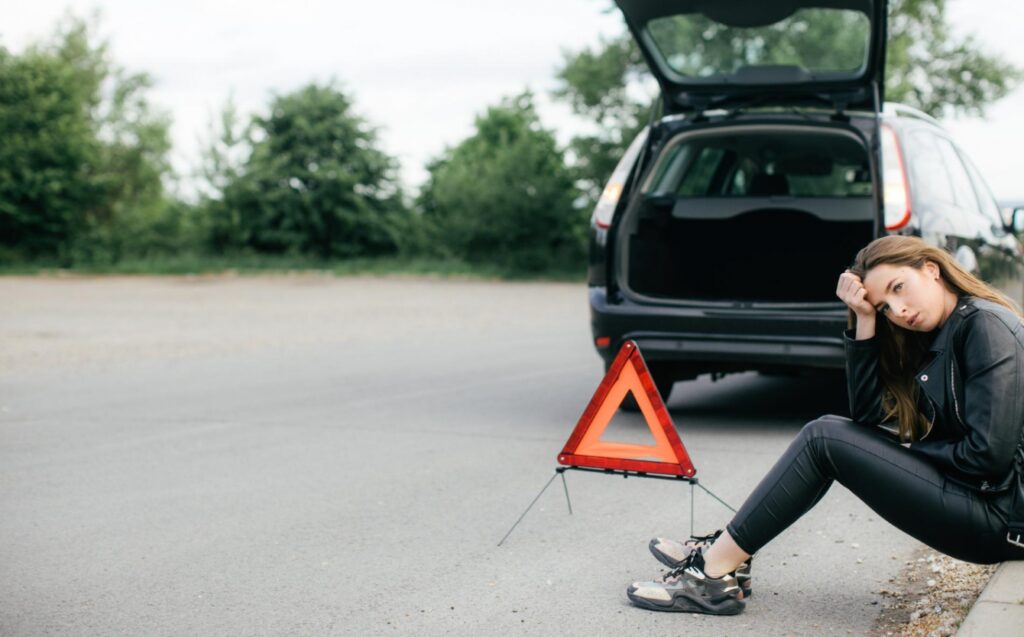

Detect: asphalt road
[0, 275, 924, 636]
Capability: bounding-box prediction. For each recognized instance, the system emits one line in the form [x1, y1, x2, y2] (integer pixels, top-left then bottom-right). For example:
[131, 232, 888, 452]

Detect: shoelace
[690, 530, 723, 542]
[663, 549, 742, 584]
[686, 529, 723, 548]
[663, 550, 702, 582]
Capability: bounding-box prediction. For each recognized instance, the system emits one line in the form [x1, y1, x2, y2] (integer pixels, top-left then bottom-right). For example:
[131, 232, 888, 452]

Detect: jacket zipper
[951, 362, 965, 427]
[951, 362, 992, 491]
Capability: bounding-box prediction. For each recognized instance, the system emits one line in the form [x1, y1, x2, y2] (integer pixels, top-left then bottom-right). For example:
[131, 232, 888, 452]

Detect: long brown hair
[847, 235, 1022, 441]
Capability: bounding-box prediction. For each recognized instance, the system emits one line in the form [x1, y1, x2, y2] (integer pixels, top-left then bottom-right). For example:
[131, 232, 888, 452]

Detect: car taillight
[881, 124, 911, 230]
[592, 127, 649, 229]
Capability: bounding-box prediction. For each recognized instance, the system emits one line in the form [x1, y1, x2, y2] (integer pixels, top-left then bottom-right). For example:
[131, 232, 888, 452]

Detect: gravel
[869, 546, 997, 637]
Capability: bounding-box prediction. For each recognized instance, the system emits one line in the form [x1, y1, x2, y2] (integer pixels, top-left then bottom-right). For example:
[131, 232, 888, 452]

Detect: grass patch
[0, 253, 587, 282]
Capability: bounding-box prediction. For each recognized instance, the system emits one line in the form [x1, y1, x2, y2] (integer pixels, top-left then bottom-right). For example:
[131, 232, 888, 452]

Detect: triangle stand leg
[559, 468, 573, 516]
[686, 477, 739, 538]
[498, 471, 563, 547]
[694, 479, 738, 514]
[691, 480, 695, 539]
[498, 467, 738, 547]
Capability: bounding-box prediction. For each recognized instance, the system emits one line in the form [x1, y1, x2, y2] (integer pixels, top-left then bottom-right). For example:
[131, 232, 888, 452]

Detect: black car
[589, 0, 1024, 398]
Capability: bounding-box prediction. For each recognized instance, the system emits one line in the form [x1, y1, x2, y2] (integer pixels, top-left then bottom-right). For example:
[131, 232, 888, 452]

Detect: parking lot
[1, 275, 927, 635]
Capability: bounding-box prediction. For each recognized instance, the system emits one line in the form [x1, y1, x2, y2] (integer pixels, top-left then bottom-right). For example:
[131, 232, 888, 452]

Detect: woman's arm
[843, 327, 891, 425]
[837, 271, 890, 425]
[909, 311, 1024, 480]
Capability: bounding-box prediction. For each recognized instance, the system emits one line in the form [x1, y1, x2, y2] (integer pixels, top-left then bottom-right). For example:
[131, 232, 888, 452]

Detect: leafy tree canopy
[0, 14, 171, 262]
[208, 82, 409, 258]
[417, 92, 584, 273]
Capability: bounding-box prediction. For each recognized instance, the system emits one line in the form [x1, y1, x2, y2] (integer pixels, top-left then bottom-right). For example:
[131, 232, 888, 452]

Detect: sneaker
[626, 550, 746, 615]
[649, 529, 753, 598]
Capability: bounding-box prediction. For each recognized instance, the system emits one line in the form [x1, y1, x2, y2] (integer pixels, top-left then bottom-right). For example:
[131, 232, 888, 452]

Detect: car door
[904, 128, 979, 248]
[612, 0, 888, 115]
[956, 144, 1024, 306]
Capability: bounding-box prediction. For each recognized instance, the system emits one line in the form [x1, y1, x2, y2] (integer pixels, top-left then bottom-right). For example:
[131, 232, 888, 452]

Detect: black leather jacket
[844, 295, 1024, 495]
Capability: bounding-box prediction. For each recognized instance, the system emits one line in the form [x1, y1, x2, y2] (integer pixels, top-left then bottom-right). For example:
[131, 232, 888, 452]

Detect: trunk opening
[619, 125, 876, 303]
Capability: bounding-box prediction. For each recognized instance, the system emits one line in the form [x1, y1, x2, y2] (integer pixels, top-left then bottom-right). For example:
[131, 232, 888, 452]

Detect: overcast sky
[3, 0, 1023, 202]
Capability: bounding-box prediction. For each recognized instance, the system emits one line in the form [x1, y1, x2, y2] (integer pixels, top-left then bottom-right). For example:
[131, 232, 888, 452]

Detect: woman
[627, 235, 1024, 615]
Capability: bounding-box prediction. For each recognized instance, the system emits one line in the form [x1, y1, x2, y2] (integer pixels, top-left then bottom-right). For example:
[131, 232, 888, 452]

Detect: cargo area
[619, 126, 877, 303]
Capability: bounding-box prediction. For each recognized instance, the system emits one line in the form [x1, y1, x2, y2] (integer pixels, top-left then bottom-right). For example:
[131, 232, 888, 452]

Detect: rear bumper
[590, 288, 848, 370]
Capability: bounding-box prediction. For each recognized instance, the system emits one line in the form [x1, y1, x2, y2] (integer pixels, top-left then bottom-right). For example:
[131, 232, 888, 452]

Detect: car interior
[621, 127, 876, 302]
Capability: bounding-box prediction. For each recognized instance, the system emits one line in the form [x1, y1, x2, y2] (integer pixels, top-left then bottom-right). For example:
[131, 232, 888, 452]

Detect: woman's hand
[836, 270, 876, 319]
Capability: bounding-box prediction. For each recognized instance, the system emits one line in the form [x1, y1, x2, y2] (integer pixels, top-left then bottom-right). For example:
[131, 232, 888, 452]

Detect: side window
[726, 158, 757, 195]
[676, 146, 727, 196]
[906, 130, 955, 206]
[784, 160, 872, 197]
[960, 151, 1005, 231]
[646, 143, 688, 194]
[934, 136, 982, 212]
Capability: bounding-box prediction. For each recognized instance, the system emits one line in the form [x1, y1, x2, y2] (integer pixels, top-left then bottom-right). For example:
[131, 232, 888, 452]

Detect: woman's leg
[701, 532, 750, 578]
[703, 414, 1014, 576]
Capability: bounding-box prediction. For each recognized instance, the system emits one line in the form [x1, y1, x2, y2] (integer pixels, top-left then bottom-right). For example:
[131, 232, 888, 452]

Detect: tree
[553, 0, 1023, 207]
[552, 35, 650, 206]
[417, 92, 584, 273]
[0, 40, 99, 257]
[208, 83, 408, 258]
[885, 0, 1022, 116]
[0, 15, 171, 262]
[196, 95, 247, 204]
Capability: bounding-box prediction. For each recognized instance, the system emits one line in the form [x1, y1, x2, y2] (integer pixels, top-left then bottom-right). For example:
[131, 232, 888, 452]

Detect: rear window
[645, 6, 871, 82]
[647, 132, 872, 198]
[904, 131, 956, 206]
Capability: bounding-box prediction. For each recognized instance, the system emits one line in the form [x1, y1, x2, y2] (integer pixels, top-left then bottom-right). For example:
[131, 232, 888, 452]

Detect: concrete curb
[955, 560, 1024, 636]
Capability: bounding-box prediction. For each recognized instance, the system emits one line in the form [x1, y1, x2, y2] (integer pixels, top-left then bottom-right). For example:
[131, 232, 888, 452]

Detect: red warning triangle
[558, 340, 695, 477]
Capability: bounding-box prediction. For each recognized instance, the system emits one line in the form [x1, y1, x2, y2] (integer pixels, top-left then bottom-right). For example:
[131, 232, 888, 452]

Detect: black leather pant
[725, 415, 1024, 564]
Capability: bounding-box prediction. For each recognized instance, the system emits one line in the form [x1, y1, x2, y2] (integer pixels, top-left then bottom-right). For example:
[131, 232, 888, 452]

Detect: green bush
[206, 83, 411, 259]
[417, 93, 585, 274]
[0, 16, 171, 265]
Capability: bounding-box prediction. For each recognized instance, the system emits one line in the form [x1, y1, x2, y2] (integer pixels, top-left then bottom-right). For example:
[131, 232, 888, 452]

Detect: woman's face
[861, 261, 955, 332]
